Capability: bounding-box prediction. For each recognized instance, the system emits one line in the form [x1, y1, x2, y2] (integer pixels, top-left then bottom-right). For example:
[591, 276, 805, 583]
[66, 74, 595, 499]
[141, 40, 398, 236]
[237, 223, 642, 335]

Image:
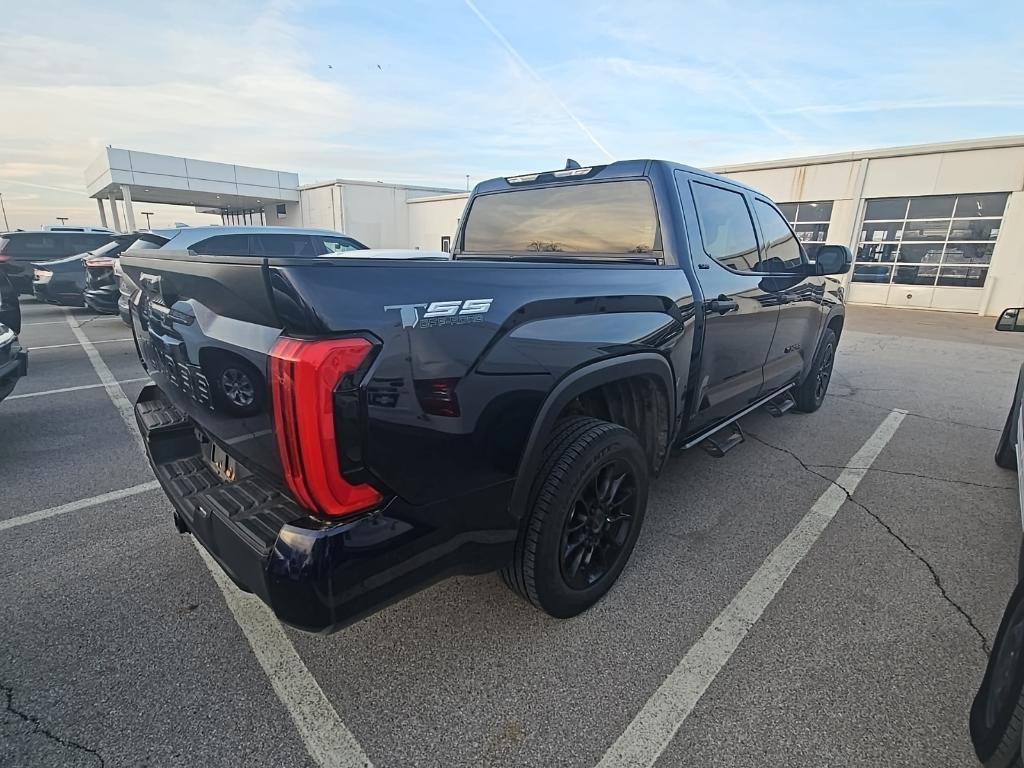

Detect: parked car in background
[121, 226, 371, 408]
[123, 159, 850, 633]
[83, 232, 156, 316]
[971, 307, 1024, 768]
[0, 271, 20, 334]
[124, 225, 369, 258]
[0, 321, 27, 404]
[0, 229, 114, 294]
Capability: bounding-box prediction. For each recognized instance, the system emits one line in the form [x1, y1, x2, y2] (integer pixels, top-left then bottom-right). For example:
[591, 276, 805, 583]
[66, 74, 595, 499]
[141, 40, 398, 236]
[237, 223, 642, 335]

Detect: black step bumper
[135, 385, 516, 633]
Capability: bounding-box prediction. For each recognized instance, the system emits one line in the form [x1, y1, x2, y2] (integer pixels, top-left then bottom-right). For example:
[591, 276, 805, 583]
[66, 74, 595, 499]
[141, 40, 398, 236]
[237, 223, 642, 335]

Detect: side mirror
[996, 307, 1024, 332]
[811, 244, 852, 276]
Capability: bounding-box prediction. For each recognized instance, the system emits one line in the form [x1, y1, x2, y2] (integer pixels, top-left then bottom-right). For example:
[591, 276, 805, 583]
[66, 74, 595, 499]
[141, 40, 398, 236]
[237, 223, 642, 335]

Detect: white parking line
[29, 337, 132, 351]
[62, 309, 375, 768]
[191, 541, 374, 768]
[0, 482, 160, 532]
[7, 377, 150, 400]
[596, 409, 906, 768]
[63, 310, 145, 453]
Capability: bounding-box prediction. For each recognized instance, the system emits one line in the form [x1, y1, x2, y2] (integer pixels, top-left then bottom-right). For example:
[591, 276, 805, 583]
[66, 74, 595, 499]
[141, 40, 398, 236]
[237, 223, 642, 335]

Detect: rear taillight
[0, 254, 9, 263]
[270, 336, 382, 518]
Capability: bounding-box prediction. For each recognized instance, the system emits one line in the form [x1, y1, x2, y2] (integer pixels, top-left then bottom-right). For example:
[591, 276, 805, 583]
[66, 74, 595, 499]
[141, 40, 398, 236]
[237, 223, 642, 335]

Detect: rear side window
[67, 234, 112, 254]
[255, 234, 317, 257]
[1, 234, 61, 258]
[691, 182, 759, 272]
[753, 199, 803, 271]
[316, 235, 367, 254]
[191, 235, 252, 256]
[462, 180, 659, 256]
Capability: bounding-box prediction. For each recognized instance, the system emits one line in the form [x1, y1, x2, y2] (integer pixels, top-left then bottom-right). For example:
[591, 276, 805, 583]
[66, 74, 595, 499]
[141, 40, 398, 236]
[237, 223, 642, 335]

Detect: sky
[1, 0, 1022, 230]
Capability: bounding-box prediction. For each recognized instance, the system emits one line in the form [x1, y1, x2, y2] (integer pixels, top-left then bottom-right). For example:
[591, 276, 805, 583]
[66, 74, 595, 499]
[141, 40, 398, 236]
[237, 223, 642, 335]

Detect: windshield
[462, 180, 659, 256]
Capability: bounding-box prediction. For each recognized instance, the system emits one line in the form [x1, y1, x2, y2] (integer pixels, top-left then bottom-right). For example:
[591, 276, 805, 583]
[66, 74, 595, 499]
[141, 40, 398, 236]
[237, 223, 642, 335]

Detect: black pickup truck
[123, 160, 851, 632]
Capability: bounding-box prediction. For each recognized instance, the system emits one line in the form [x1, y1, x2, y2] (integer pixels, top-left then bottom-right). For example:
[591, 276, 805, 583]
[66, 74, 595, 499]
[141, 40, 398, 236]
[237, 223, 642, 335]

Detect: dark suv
[0, 230, 115, 294]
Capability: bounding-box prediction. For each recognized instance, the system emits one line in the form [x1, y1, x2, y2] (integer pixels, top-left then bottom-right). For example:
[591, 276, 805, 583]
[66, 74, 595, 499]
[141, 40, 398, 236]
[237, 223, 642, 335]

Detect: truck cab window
[691, 182, 759, 272]
[754, 199, 803, 271]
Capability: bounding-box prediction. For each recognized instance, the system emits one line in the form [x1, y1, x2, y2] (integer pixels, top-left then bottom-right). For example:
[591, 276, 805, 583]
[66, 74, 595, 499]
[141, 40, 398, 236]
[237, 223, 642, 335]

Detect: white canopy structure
[85, 147, 300, 231]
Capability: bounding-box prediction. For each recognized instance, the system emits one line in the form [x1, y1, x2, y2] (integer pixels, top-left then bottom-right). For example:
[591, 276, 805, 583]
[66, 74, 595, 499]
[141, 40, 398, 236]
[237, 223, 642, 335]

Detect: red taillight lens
[0, 254, 9, 263]
[270, 336, 382, 518]
[414, 377, 461, 417]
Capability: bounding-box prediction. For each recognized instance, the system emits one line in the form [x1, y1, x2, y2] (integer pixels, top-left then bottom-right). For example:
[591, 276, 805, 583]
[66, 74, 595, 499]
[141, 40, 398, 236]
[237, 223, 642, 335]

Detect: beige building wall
[407, 194, 468, 251]
[715, 137, 1024, 315]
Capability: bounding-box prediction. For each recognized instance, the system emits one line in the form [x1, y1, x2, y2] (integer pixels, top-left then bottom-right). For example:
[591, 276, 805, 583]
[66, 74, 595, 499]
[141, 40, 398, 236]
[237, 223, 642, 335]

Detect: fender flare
[509, 352, 675, 520]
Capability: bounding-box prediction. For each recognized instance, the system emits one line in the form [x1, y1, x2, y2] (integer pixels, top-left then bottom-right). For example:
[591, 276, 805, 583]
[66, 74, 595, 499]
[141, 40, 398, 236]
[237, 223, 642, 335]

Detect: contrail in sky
[462, 0, 614, 161]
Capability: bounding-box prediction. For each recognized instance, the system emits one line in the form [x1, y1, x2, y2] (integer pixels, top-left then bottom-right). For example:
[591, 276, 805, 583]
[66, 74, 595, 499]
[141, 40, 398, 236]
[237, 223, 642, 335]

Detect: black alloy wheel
[814, 341, 835, 402]
[795, 327, 838, 413]
[560, 458, 638, 590]
[501, 416, 649, 618]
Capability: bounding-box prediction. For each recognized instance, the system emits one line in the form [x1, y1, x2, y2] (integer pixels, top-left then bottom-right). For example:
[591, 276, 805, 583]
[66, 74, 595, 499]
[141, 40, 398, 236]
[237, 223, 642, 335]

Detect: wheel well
[556, 375, 670, 472]
[827, 314, 844, 340]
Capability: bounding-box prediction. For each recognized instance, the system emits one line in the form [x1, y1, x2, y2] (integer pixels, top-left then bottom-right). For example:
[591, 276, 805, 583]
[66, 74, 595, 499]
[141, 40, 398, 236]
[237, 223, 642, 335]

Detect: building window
[776, 201, 833, 243]
[853, 193, 1007, 288]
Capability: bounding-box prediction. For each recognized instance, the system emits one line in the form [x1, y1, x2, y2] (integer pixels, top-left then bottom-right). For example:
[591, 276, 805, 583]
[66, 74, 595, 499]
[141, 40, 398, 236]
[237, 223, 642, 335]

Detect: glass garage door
[777, 201, 832, 244]
[852, 193, 1007, 311]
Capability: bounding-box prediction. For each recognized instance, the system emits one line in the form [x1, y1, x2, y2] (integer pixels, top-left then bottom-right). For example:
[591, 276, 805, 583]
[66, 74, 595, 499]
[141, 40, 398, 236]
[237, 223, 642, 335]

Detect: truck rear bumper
[135, 385, 516, 633]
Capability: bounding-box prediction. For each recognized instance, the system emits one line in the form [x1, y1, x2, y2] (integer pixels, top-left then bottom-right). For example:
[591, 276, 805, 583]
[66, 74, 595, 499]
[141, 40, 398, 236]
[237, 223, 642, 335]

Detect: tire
[794, 327, 837, 413]
[996, 369, 1024, 469]
[500, 416, 649, 618]
[207, 356, 264, 417]
[971, 580, 1024, 768]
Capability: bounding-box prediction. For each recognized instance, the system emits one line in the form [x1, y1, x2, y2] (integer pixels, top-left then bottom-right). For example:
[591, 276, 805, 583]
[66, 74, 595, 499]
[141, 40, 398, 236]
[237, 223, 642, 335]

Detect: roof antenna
[564, 158, 581, 170]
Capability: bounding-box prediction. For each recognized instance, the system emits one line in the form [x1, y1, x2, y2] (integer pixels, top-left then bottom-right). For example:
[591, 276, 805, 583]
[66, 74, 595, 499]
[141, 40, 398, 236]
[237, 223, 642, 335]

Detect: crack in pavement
[745, 431, 992, 655]
[2, 683, 105, 767]
[804, 464, 1015, 491]
[826, 391, 1001, 433]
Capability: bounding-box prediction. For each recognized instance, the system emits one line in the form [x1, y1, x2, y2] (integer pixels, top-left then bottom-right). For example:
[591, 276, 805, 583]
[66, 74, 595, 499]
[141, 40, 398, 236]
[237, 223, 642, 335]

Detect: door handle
[709, 295, 738, 315]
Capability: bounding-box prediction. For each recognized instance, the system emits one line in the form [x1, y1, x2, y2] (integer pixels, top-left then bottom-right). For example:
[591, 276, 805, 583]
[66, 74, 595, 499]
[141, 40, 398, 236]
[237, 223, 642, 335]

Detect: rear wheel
[794, 328, 837, 413]
[501, 417, 649, 618]
[971, 581, 1024, 768]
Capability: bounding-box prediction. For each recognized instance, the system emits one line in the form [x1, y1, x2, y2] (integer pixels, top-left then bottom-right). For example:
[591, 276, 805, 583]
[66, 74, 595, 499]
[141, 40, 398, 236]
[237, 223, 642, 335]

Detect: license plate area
[198, 430, 249, 483]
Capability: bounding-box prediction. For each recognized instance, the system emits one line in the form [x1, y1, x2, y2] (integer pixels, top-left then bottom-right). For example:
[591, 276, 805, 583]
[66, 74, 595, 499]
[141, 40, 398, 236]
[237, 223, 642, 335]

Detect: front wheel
[794, 328, 837, 413]
[971, 580, 1024, 768]
[501, 417, 649, 618]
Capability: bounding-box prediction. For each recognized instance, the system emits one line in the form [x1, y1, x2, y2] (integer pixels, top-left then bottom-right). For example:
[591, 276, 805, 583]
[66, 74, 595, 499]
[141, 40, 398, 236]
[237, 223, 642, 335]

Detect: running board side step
[702, 422, 744, 457]
[764, 391, 796, 417]
[678, 383, 795, 452]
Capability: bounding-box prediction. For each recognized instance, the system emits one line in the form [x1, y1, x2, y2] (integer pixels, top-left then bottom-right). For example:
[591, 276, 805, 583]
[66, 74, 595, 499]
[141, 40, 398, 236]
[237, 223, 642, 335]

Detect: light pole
[0, 192, 8, 231]
[140, 211, 154, 229]
[56, 217, 68, 225]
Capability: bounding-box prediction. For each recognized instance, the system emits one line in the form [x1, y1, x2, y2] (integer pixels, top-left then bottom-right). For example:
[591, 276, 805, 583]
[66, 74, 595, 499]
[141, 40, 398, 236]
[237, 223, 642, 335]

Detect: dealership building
[86, 135, 1024, 315]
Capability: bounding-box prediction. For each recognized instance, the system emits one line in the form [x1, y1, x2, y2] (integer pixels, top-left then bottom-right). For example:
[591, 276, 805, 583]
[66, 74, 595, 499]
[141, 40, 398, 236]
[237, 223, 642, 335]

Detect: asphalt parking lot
[2, 300, 1021, 768]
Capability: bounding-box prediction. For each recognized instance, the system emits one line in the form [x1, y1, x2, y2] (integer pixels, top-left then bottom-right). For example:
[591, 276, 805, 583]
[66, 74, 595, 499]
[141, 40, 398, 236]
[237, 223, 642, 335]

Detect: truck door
[677, 172, 780, 432]
[750, 197, 827, 392]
